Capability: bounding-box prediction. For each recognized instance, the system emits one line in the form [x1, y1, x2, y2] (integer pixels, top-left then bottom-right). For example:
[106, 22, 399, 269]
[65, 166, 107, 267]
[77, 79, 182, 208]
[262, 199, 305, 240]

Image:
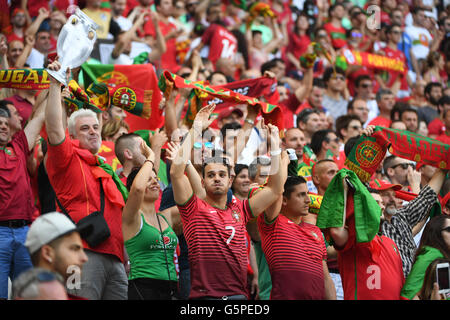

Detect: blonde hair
[101, 118, 130, 141]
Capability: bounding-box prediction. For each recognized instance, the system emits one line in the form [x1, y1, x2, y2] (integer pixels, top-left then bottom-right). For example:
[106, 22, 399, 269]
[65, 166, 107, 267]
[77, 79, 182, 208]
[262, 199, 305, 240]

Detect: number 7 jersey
[177, 194, 254, 299]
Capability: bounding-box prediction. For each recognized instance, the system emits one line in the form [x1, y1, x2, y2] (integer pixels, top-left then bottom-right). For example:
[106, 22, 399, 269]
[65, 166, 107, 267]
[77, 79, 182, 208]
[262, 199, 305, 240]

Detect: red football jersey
[177, 194, 253, 299]
[201, 24, 238, 66]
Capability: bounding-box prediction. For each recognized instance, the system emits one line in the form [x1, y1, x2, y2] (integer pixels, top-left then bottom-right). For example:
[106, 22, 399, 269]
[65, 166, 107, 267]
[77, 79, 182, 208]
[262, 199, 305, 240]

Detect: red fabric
[258, 214, 327, 300]
[0, 130, 36, 221]
[143, 19, 180, 74]
[177, 195, 253, 299]
[279, 92, 301, 129]
[53, 0, 79, 15]
[4, 95, 34, 127]
[380, 46, 408, 90]
[26, 0, 50, 18]
[436, 133, 450, 145]
[201, 23, 238, 67]
[286, 33, 310, 72]
[428, 118, 445, 137]
[45, 135, 125, 262]
[368, 116, 392, 128]
[336, 192, 405, 300]
[323, 22, 347, 49]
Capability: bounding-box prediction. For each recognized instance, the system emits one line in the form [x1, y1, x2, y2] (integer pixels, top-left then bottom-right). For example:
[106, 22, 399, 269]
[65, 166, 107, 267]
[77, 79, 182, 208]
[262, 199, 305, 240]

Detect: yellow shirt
[82, 8, 111, 39]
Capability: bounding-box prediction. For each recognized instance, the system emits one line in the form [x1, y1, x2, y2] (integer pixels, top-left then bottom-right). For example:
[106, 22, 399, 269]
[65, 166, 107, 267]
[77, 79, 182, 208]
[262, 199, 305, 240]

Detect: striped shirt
[177, 194, 253, 299]
[258, 214, 327, 300]
[380, 185, 438, 277]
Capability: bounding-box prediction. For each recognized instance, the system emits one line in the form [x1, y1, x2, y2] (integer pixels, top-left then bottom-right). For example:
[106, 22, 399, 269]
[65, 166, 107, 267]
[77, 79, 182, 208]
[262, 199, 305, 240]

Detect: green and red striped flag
[346, 126, 450, 183]
[158, 70, 284, 131]
[317, 169, 381, 244]
[81, 63, 163, 132]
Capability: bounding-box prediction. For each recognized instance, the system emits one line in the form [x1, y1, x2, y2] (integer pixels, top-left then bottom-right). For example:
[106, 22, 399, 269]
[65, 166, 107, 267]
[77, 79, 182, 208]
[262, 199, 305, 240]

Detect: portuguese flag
[81, 63, 163, 132]
[346, 126, 450, 183]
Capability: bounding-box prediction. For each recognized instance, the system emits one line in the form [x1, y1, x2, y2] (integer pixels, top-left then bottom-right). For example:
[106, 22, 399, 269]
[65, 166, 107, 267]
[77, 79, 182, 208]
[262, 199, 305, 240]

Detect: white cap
[25, 212, 80, 255]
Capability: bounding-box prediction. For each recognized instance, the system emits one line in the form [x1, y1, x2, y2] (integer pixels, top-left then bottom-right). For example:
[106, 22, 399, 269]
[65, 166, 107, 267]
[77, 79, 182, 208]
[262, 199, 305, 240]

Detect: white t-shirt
[405, 25, 432, 60]
[114, 16, 132, 31]
[26, 48, 45, 69]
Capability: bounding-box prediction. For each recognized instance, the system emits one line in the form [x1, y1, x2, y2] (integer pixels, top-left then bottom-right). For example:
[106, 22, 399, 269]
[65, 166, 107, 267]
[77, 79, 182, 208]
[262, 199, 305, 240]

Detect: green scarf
[317, 169, 381, 243]
[97, 157, 129, 202]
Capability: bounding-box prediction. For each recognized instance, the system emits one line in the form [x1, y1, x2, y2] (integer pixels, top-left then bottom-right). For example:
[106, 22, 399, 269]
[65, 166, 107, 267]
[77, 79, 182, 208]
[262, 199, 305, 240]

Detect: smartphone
[436, 262, 450, 294]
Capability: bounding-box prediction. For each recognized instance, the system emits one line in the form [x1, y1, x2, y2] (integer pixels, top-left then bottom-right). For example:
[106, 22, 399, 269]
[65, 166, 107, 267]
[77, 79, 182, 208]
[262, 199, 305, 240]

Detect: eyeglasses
[442, 226, 450, 233]
[360, 83, 372, 88]
[17, 271, 59, 298]
[391, 163, 414, 170]
[326, 136, 340, 143]
[331, 75, 345, 81]
[193, 141, 214, 149]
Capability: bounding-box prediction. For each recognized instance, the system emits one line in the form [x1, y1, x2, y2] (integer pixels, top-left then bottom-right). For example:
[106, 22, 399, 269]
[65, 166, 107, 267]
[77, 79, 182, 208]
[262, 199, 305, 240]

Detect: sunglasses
[193, 141, 214, 149]
[391, 163, 414, 170]
[351, 32, 363, 38]
[317, 33, 328, 38]
[331, 75, 345, 81]
[349, 125, 362, 130]
[17, 271, 59, 297]
[326, 136, 340, 143]
[442, 226, 450, 233]
[390, 30, 402, 34]
[360, 83, 372, 88]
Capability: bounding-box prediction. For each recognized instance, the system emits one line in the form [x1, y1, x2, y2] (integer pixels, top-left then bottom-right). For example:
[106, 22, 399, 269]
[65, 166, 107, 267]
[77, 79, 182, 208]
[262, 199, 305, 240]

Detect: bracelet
[270, 149, 282, 156]
[245, 118, 255, 125]
[144, 159, 154, 167]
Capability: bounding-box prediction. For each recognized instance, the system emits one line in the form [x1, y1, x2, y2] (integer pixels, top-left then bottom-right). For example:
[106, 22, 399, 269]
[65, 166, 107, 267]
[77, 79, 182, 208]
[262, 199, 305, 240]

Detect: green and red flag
[158, 71, 284, 131]
[346, 126, 450, 183]
[0, 68, 50, 90]
[317, 169, 382, 244]
[81, 63, 163, 132]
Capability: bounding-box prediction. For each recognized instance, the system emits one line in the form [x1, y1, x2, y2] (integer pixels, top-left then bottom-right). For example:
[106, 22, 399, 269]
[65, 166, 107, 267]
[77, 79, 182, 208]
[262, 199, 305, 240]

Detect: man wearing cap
[0, 96, 46, 300]
[25, 212, 89, 300]
[44, 61, 128, 300]
[370, 167, 448, 277]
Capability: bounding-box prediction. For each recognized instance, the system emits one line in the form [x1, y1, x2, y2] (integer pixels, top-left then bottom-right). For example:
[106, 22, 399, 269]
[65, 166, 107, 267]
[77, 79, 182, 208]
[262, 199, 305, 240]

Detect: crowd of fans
[1, 0, 450, 301]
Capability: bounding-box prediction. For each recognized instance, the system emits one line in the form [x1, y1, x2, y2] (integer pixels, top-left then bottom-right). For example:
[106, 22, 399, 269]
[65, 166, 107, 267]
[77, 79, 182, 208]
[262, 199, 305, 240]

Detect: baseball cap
[369, 179, 402, 191]
[25, 212, 88, 255]
[218, 107, 244, 121]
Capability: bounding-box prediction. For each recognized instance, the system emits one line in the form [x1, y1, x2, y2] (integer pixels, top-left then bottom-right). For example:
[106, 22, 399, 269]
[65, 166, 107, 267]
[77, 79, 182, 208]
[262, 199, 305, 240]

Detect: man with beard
[369, 169, 447, 278]
[170, 104, 286, 299]
[6, 40, 24, 68]
[418, 82, 443, 125]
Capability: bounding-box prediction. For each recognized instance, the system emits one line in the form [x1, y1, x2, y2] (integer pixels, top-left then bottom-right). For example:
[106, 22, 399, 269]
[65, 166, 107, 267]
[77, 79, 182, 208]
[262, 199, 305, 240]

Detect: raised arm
[149, 128, 168, 174]
[24, 8, 50, 38]
[248, 125, 287, 216]
[24, 90, 48, 150]
[122, 141, 155, 234]
[45, 61, 65, 145]
[14, 35, 34, 68]
[111, 12, 146, 59]
[147, 11, 167, 62]
[169, 104, 216, 204]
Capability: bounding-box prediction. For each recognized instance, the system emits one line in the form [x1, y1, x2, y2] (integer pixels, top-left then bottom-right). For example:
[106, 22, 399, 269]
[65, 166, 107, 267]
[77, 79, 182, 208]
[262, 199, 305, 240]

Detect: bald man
[312, 159, 339, 196]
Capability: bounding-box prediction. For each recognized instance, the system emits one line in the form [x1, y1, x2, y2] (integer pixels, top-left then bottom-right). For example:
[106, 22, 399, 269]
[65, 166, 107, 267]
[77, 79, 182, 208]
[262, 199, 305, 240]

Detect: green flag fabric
[317, 169, 381, 243]
[400, 246, 445, 300]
